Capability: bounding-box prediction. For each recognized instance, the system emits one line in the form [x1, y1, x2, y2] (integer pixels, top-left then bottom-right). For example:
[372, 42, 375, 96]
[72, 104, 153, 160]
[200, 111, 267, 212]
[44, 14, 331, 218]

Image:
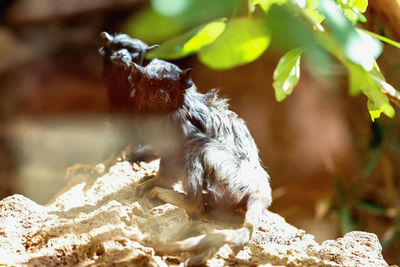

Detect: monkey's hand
[99, 32, 158, 66]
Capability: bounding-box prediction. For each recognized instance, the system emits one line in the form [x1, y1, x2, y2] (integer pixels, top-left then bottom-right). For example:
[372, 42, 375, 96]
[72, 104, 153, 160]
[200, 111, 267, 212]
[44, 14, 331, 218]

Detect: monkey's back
[176, 87, 269, 205]
[180, 87, 260, 166]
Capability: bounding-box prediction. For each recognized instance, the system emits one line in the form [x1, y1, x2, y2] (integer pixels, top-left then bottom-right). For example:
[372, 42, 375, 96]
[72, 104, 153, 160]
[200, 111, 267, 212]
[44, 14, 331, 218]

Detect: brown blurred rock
[0, 159, 390, 266]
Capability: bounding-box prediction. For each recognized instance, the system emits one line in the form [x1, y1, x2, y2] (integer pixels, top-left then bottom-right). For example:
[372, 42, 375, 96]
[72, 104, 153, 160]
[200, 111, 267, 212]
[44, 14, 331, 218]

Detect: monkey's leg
[151, 136, 243, 264]
[153, 171, 271, 266]
[135, 175, 162, 197]
[153, 194, 268, 266]
[190, 135, 272, 237]
[136, 155, 182, 197]
[242, 174, 272, 236]
[149, 186, 203, 215]
[163, 135, 271, 265]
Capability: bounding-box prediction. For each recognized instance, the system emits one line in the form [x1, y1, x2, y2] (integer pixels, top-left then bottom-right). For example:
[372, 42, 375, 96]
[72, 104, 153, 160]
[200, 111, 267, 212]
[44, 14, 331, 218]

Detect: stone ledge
[0, 160, 390, 266]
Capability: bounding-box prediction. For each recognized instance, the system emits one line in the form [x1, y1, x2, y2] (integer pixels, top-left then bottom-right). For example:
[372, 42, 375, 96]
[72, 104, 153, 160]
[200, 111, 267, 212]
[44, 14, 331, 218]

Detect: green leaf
[198, 17, 270, 70]
[332, 175, 347, 203]
[356, 29, 383, 60]
[348, 63, 363, 96]
[305, 9, 325, 25]
[370, 61, 400, 108]
[319, 0, 376, 71]
[368, 100, 395, 121]
[291, 0, 325, 31]
[362, 147, 382, 178]
[355, 200, 386, 215]
[347, 64, 395, 121]
[338, 0, 368, 22]
[306, 0, 319, 10]
[340, 207, 355, 234]
[266, 4, 317, 50]
[124, 6, 187, 43]
[250, 0, 287, 12]
[342, 6, 359, 22]
[273, 48, 304, 101]
[146, 20, 226, 60]
[352, 0, 368, 13]
[361, 29, 400, 50]
[124, 0, 241, 43]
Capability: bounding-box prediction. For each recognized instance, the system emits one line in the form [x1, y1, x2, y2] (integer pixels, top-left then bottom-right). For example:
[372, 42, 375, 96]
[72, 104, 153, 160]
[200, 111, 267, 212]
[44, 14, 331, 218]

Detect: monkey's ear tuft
[147, 44, 159, 51]
[180, 68, 193, 89]
[100, 32, 113, 44]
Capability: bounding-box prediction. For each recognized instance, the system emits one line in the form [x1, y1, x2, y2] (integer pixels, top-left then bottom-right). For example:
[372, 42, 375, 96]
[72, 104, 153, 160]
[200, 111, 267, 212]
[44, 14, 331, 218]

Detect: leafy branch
[125, 0, 400, 120]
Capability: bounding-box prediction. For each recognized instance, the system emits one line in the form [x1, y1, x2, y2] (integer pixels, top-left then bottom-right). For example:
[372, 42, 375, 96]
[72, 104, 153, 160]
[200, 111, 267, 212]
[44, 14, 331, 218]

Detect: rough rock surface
[0, 159, 390, 266]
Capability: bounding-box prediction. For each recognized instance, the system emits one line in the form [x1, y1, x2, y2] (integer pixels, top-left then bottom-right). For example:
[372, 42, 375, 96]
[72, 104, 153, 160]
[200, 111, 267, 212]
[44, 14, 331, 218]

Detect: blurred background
[0, 0, 399, 264]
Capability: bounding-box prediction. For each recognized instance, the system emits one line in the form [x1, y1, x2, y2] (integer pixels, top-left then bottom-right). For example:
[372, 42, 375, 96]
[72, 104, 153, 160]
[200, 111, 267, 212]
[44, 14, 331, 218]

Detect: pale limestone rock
[0, 160, 390, 266]
[320, 231, 388, 267]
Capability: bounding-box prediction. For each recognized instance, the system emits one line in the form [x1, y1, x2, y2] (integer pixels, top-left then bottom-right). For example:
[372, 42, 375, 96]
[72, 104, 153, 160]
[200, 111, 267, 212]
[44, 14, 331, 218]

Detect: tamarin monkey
[65, 32, 158, 179]
[99, 31, 158, 114]
[126, 58, 273, 265]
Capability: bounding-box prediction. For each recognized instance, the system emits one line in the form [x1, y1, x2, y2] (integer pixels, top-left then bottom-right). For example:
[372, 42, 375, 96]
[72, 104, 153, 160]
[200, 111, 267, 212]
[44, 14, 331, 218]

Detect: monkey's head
[129, 59, 193, 113]
[99, 32, 158, 68]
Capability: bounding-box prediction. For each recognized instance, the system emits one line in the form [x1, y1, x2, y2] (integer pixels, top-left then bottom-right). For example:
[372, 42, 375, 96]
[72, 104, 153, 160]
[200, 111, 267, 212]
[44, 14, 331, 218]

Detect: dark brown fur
[99, 32, 158, 114]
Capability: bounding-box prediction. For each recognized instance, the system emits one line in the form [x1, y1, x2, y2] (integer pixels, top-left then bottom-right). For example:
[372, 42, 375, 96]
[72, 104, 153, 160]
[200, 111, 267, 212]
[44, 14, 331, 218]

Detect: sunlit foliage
[125, 0, 400, 119]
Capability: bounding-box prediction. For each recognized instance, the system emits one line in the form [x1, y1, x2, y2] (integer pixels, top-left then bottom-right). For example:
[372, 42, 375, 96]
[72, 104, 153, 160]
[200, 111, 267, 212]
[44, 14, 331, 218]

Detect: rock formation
[0, 159, 390, 266]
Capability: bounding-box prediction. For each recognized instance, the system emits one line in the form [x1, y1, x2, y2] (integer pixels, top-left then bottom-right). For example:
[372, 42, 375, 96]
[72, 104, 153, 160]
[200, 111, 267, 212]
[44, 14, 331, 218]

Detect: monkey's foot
[135, 175, 161, 197]
[148, 186, 164, 199]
